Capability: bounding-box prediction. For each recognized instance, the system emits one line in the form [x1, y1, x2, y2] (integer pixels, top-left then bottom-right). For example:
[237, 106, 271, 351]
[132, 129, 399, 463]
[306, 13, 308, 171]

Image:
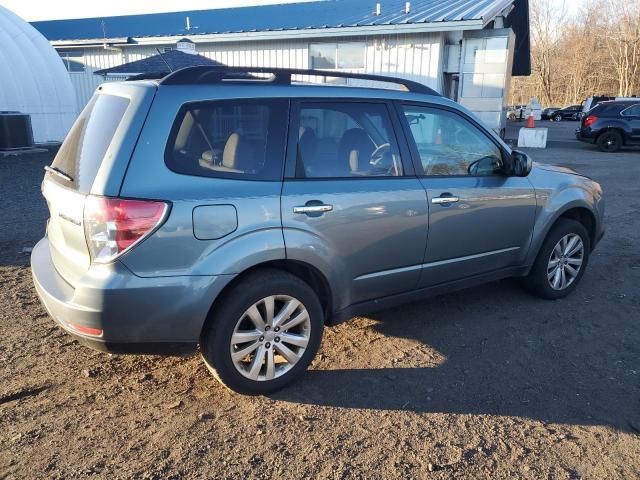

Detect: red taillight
[583, 115, 597, 128]
[84, 196, 168, 263]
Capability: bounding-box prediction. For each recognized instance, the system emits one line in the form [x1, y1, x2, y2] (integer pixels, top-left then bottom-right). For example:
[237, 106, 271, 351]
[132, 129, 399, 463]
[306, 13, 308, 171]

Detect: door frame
[391, 100, 513, 178]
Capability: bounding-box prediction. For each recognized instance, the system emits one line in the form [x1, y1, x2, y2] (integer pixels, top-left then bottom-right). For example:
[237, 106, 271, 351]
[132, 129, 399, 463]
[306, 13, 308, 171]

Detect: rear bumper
[31, 237, 234, 355]
[575, 128, 597, 144]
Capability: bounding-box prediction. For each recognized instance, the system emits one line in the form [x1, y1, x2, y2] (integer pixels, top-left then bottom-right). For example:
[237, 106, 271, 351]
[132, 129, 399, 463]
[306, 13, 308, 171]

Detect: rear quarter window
[49, 94, 130, 193]
[622, 104, 640, 116]
[165, 99, 288, 181]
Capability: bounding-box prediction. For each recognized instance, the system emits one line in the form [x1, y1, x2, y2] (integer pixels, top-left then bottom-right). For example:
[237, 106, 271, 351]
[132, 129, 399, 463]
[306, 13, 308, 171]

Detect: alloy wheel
[600, 134, 620, 152]
[547, 233, 584, 291]
[229, 295, 311, 381]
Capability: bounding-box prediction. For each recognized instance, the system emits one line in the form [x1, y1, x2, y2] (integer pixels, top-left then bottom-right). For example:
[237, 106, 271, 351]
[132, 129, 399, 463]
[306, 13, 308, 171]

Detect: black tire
[201, 269, 324, 395]
[596, 130, 623, 153]
[553, 114, 562, 122]
[522, 219, 591, 300]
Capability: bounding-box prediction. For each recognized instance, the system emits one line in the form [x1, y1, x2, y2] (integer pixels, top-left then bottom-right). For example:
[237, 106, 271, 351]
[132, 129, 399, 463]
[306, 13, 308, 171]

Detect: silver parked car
[32, 67, 605, 394]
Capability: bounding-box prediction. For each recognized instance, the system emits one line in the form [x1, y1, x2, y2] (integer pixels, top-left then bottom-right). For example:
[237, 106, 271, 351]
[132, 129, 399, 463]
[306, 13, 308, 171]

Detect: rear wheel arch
[596, 128, 625, 147]
[200, 260, 334, 342]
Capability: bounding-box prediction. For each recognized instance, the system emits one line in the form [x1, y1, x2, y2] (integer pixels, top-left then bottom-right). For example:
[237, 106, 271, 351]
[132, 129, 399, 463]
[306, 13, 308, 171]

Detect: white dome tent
[0, 5, 77, 144]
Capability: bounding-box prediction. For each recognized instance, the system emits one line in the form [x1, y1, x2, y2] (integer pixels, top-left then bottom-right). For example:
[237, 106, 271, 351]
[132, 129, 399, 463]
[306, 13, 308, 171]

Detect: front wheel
[201, 269, 324, 395]
[553, 114, 562, 122]
[522, 219, 590, 300]
[597, 130, 623, 153]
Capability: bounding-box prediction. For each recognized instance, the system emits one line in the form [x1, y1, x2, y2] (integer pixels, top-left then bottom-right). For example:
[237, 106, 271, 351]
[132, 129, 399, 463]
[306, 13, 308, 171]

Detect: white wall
[0, 5, 76, 143]
[62, 33, 443, 109]
[66, 47, 128, 111]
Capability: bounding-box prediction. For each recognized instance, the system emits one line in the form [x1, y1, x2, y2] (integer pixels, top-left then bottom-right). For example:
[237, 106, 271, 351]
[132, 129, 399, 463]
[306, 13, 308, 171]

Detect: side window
[623, 105, 640, 116]
[401, 105, 504, 176]
[296, 102, 403, 178]
[165, 99, 287, 180]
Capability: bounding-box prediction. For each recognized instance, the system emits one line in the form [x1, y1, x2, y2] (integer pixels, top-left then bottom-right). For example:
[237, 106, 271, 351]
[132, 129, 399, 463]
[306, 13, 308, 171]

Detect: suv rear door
[119, 96, 289, 278]
[43, 84, 154, 285]
[621, 104, 640, 140]
[281, 100, 428, 311]
[397, 102, 536, 287]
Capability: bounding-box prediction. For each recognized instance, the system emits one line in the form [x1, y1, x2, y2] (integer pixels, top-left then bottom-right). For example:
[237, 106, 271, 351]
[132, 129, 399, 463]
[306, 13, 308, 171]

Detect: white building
[32, 0, 530, 136]
[0, 5, 76, 144]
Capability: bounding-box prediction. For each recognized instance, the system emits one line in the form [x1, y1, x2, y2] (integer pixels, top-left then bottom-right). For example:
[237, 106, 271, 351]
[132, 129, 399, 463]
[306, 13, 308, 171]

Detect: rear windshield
[48, 94, 129, 192]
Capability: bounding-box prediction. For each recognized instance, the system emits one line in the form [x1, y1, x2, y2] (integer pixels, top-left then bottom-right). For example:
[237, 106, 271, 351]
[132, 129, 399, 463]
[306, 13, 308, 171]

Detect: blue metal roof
[31, 0, 514, 42]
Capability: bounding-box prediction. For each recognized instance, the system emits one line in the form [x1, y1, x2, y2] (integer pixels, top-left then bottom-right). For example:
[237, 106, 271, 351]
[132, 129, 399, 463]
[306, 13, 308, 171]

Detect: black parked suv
[576, 101, 640, 152]
[541, 107, 561, 120]
[552, 105, 582, 121]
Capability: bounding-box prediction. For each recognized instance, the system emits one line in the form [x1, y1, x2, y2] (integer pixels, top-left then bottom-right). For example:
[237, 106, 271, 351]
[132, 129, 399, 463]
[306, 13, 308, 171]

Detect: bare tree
[600, 0, 640, 97]
[560, 5, 611, 104]
[529, 0, 568, 105]
[511, 0, 640, 107]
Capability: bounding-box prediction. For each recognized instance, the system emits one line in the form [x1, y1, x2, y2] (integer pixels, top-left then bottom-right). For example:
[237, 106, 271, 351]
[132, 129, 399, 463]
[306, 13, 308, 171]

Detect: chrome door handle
[432, 196, 459, 205]
[293, 204, 333, 214]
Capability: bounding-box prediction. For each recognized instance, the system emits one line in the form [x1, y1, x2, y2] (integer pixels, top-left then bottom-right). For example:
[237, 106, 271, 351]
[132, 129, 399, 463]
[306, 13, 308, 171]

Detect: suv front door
[281, 100, 428, 311]
[622, 104, 640, 140]
[398, 103, 537, 287]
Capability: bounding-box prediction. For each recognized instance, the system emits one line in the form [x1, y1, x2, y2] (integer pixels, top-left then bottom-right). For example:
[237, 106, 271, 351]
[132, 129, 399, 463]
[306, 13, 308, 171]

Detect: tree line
[511, 0, 640, 107]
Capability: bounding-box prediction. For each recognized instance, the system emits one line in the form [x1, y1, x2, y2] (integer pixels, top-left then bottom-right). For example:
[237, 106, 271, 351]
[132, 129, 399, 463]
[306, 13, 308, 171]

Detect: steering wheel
[370, 143, 391, 166]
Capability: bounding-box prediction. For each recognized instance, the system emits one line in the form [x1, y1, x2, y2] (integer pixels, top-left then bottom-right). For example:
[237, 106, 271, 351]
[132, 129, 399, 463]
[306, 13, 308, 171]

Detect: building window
[163, 47, 174, 53]
[58, 49, 85, 73]
[310, 43, 365, 70]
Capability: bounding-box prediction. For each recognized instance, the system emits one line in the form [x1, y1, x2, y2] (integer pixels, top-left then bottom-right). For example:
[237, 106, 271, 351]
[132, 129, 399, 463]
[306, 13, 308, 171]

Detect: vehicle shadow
[274, 280, 640, 433]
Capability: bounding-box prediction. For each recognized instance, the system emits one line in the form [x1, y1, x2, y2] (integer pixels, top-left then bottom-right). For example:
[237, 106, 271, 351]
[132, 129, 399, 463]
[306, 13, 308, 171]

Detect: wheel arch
[556, 207, 597, 248]
[200, 259, 335, 342]
[527, 204, 597, 270]
[596, 126, 627, 145]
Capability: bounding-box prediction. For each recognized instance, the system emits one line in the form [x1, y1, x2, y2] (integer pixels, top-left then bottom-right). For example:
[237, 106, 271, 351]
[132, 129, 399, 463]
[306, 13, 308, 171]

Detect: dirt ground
[1, 135, 639, 479]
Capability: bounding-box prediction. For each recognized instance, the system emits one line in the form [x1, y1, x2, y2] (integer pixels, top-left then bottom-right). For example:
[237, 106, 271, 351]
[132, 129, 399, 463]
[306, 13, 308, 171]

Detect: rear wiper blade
[44, 165, 73, 182]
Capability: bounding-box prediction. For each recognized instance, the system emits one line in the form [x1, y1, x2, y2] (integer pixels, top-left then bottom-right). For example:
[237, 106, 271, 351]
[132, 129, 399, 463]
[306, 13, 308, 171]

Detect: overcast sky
[2, 0, 586, 22]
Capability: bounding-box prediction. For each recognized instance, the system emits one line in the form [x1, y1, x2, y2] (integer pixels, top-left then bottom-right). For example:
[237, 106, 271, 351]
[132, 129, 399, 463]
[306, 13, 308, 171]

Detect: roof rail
[126, 72, 169, 81]
[158, 66, 440, 96]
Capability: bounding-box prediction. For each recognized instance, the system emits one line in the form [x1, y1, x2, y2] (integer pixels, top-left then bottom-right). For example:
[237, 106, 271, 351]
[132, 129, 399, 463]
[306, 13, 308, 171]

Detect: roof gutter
[101, 72, 140, 77]
[480, 0, 516, 27]
[51, 37, 130, 47]
[49, 19, 486, 47]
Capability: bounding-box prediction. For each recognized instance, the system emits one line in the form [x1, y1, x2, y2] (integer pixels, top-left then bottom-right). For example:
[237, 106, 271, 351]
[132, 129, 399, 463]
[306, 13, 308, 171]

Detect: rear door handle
[293, 204, 333, 214]
[432, 195, 460, 205]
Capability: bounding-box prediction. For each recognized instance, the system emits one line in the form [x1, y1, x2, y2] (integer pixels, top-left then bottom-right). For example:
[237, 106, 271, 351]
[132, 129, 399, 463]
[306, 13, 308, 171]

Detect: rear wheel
[596, 130, 623, 153]
[522, 219, 590, 300]
[201, 269, 324, 395]
[553, 114, 562, 122]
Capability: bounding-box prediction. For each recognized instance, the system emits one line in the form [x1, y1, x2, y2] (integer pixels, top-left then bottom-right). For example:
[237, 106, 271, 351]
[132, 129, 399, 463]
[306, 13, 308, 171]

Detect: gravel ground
[1, 141, 639, 480]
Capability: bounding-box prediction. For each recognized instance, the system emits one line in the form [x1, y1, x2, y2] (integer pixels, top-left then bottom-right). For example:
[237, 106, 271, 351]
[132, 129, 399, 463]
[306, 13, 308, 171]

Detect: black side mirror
[510, 150, 533, 177]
